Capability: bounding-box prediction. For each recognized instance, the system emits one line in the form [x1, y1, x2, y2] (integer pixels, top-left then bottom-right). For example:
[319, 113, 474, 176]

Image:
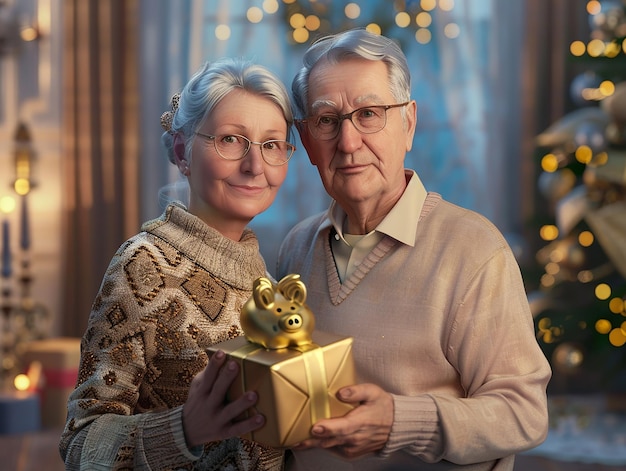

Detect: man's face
[299, 58, 416, 214]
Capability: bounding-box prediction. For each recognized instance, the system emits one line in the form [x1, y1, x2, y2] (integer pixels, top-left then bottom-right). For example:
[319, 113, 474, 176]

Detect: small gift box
[207, 275, 355, 448]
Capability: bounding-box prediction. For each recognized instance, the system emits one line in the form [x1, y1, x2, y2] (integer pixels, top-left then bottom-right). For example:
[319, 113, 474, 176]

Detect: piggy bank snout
[278, 311, 304, 333]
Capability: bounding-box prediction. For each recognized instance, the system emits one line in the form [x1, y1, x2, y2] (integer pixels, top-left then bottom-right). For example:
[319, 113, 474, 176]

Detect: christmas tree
[525, 0, 626, 393]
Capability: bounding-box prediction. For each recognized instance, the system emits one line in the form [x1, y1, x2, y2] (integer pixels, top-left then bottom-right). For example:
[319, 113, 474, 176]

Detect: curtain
[519, 0, 590, 252]
[60, 0, 140, 337]
[180, 0, 532, 268]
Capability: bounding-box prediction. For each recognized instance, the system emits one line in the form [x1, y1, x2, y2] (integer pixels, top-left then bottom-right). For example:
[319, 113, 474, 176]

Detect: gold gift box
[207, 330, 355, 448]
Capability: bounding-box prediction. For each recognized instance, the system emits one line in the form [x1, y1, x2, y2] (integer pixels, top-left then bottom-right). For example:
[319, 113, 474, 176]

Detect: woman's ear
[173, 133, 189, 175]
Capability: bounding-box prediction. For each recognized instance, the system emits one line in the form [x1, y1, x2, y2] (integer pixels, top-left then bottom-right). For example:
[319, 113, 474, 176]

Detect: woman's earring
[179, 159, 189, 175]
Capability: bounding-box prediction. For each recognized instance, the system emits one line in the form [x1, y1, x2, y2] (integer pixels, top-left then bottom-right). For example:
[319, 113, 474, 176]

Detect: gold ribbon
[229, 342, 261, 416]
[229, 341, 330, 428]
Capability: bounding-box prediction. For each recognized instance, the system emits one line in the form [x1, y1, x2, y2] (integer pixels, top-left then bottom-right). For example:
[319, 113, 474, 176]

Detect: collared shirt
[329, 170, 427, 281]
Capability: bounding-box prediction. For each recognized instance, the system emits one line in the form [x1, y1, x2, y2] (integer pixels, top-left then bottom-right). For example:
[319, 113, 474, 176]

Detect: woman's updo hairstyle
[160, 58, 294, 165]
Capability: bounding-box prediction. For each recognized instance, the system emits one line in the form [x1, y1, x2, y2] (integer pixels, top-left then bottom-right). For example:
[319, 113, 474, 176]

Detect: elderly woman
[60, 58, 295, 470]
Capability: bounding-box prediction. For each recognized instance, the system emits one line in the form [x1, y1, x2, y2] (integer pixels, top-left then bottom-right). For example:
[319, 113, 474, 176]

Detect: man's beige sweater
[277, 192, 551, 470]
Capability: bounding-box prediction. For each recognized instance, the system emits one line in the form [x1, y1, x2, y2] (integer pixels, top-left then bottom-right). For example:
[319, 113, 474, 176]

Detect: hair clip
[160, 92, 181, 134]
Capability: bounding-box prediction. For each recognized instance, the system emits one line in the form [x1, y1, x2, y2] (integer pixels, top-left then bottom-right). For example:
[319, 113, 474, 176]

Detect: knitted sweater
[277, 193, 551, 470]
[60, 203, 284, 470]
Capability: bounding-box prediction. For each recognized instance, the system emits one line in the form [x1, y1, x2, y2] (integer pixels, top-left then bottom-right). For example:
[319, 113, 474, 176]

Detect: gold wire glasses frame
[298, 102, 411, 141]
[194, 132, 296, 166]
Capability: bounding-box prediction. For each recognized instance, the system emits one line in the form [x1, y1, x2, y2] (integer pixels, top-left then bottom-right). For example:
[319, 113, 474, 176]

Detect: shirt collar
[328, 170, 427, 247]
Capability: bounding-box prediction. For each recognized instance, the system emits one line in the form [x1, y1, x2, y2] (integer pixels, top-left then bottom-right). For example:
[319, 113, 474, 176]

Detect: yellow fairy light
[289, 13, 306, 28]
[247, 7, 263, 23]
[541, 153, 559, 172]
[599, 80, 615, 97]
[609, 327, 626, 347]
[590, 151, 608, 166]
[366, 23, 382, 35]
[587, 0, 601, 15]
[570, 40, 587, 56]
[263, 0, 279, 14]
[538, 317, 551, 331]
[539, 224, 559, 241]
[215, 24, 231, 40]
[345, 3, 361, 20]
[444, 23, 460, 39]
[587, 39, 605, 57]
[609, 297, 625, 314]
[545, 262, 560, 275]
[605, 42, 621, 58]
[415, 28, 432, 44]
[305, 15, 320, 31]
[595, 318, 612, 334]
[439, 0, 455, 11]
[416, 12, 432, 27]
[540, 273, 555, 288]
[395, 11, 411, 28]
[421, 0, 436, 11]
[578, 231, 594, 247]
[595, 283, 611, 300]
[293, 27, 309, 43]
[575, 145, 593, 164]
[578, 270, 593, 283]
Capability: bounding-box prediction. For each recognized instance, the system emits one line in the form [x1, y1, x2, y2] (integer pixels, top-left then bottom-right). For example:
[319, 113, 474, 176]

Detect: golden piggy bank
[240, 274, 315, 349]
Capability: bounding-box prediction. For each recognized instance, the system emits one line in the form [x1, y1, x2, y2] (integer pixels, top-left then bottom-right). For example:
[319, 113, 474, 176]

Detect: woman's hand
[182, 350, 265, 447]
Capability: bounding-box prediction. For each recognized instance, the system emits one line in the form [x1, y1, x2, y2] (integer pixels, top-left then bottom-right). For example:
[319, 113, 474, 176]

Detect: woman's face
[184, 89, 290, 238]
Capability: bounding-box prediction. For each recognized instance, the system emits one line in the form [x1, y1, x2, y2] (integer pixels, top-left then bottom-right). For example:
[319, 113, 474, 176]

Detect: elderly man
[277, 29, 551, 471]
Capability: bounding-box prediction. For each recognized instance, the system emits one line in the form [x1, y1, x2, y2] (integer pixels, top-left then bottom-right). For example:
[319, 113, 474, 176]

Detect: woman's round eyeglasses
[194, 132, 295, 166]
[298, 102, 410, 141]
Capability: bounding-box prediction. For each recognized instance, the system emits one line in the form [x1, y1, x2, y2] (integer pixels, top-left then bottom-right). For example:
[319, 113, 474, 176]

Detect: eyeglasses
[194, 132, 296, 166]
[299, 102, 410, 141]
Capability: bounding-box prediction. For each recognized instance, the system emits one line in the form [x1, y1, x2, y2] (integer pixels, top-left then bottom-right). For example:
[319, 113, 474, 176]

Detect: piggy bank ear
[253, 277, 275, 309]
[277, 274, 307, 305]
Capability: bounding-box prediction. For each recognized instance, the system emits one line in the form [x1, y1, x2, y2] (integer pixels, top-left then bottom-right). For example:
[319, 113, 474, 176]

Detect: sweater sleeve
[59, 243, 203, 470]
[62, 406, 202, 470]
[429, 245, 551, 464]
[379, 395, 444, 463]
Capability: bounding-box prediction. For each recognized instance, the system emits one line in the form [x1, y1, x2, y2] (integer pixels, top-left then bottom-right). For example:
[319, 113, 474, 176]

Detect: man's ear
[295, 120, 318, 166]
[173, 133, 189, 175]
[404, 100, 418, 152]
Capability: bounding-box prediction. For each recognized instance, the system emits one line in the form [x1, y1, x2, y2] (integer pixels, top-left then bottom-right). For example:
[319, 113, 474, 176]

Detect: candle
[1, 219, 10, 278]
[20, 196, 30, 251]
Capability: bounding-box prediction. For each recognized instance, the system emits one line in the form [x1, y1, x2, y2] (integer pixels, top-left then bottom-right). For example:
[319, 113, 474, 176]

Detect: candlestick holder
[0, 283, 15, 390]
[0, 122, 47, 390]
[0, 258, 49, 390]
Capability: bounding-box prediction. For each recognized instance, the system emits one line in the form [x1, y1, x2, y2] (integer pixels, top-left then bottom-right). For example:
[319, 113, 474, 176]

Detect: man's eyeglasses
[298, 102, 410, 141]
[194, 132, 296, 166]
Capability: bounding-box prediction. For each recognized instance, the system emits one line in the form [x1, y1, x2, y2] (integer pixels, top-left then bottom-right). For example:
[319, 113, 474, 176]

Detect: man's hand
[294, 383, 394, 458]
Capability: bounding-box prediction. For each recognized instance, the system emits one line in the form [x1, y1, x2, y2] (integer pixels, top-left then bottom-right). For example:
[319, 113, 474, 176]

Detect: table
[0, 427, 64, 471]
[1, 421, 625, 471]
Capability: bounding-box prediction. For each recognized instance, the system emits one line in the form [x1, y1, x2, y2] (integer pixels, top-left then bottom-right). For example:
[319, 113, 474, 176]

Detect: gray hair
[291, 29, 411, 119]
[161, 58, 293, 164]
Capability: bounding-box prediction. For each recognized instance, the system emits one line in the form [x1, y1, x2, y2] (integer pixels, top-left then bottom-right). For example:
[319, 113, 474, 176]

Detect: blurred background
[0, 0, 625, 468]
